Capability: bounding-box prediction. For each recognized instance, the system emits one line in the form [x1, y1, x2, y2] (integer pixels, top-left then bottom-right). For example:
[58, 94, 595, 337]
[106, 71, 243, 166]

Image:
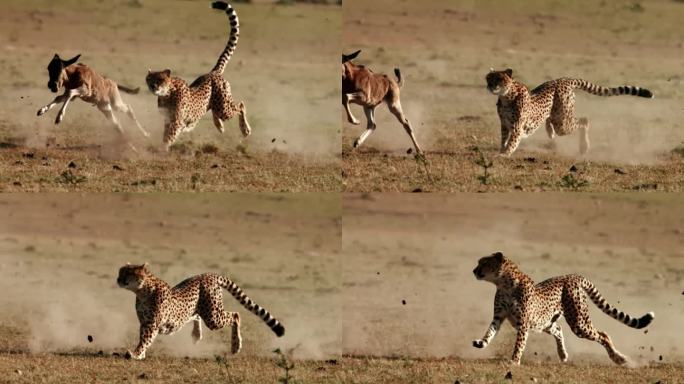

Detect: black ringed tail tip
[635, 312, 655, 329]
[273, 323, 285, 337]
[212, 1, 229, 10]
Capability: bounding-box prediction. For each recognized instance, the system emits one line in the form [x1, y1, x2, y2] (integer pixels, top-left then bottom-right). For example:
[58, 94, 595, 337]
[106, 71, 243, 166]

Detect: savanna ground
[342, 193, 684, 383]
[0, 0, 341, 192]
[342, 0, 684, 192]
[0, 193, 343, 383]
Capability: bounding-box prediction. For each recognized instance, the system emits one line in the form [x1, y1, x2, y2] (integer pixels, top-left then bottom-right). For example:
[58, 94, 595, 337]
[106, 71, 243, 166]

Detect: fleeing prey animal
[472, 252, 654, 365]
[37, 53, 149, 141]
[486, 68, 653, 156]
[146, 1, 251, 150]
[342, 50, 422, 154]
[117, 263, 285, 360]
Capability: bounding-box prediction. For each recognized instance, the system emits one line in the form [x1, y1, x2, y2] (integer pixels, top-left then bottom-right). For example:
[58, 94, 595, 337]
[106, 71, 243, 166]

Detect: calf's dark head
[46, 53, 81, 93]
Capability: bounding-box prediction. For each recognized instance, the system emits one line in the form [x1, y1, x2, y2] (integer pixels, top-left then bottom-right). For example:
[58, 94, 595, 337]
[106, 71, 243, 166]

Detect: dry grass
[343, 145, 683, 192]
[0, 144, 340, 192]
[342, 0, 684, 192]
[1, 354, 682, 383]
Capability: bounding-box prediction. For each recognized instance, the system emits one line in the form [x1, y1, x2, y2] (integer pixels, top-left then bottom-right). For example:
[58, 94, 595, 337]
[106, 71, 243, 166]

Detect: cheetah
[486, 68, 654, 156]
[146, 1, 251, 150]
[472, 252, 654, 365]
[117, 263, 285, 360]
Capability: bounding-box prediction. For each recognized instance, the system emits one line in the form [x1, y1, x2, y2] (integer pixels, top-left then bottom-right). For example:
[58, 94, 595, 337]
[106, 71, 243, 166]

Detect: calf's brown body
[37, 53, 148, 143]
[342, 50, 422, 153]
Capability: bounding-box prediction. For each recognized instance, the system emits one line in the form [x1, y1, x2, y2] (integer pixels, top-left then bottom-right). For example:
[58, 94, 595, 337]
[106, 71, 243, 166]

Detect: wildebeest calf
[37, 53, 149, 140]
[342, 50, 422, 154]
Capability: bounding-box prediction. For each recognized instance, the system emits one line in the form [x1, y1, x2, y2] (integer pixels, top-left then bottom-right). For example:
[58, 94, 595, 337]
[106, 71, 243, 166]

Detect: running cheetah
[146, 1, 250, 150]
[472, 252, 654, 365]
[486, 69, 654, 156]
[117, 263, 284, 360]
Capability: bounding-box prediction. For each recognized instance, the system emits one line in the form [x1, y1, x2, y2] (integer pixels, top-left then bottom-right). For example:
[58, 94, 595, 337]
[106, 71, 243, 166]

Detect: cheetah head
[473, 252, 507, 282]
[146, 69, 173, 96]
[117, 262, 150, 291]
[46, 53, 81, 93]
[485, 68, 514, 96]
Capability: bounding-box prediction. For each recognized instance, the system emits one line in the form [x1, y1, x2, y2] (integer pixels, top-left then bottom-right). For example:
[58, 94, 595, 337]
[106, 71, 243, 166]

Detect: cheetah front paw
[37, 106, 49, 116]
[55, 112, 64, 125]
[472, 339, 488, 349]
[125, 350, 145, 360]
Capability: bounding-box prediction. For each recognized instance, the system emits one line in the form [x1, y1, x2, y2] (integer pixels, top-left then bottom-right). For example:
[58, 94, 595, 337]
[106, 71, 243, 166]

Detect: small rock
[210, 164, 219, 168]
[271, 138, 276, 143]
[614, 168, 627, 175]
[454, 380, 461, 384]
[644, 329, 648, 334]
[412, 188, 423, 193]
[523, 157, 536, 163]
[68, 161, 77, 168]
[569, 165, 578, 172]
[659, 355, 663, 361]
[138, 373, 147, 379]
[505, 371, 513, 380]
[406, 148, 413, 154]
[15, 369, 22, 376]
[87, 335, 93, 343]
[98, 350, 104, 355]
[401, 299, 406, 305]
[112, 165, 124, 171]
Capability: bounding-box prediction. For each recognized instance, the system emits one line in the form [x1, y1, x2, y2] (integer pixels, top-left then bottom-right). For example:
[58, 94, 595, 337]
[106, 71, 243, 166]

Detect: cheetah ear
[493, 252, 504, 261]
[126, 261, 131, 265]
[148, 68, 152, 74]
[489, 67, 495, 73]
[162, 69, 171, 77]
[504, 68, 513, 77]
[142, 262, 149, 270]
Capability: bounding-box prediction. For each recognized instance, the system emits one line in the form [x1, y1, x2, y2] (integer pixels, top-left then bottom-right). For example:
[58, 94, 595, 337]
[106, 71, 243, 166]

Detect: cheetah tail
[117, 84, 140, 94]
[220, 276, 285, 337]
[582, 279, 654, 329]
[394, 68, 404, 88]
[211, 1, 240, 74]
[572, 79, 654, 98]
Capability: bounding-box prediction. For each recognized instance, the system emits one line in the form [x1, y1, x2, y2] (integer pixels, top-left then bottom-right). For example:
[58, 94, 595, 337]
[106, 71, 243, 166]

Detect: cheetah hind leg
[229, 312, 242, 354]
[237, 101, 251, 137]
[545, 120, 558, 151]
[578, 117, 590, 154]
[212, 111, 225, 134]
[191, 315, 203, 344]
